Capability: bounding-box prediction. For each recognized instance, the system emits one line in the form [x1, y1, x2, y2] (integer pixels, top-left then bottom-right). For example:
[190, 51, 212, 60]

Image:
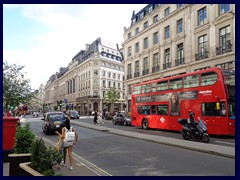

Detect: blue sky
[3, 4, 146, 90]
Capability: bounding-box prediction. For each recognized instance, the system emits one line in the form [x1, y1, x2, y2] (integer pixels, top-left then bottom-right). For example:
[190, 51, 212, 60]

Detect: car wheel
[123, 121, 127, 126]
[142, 119, 149, 130]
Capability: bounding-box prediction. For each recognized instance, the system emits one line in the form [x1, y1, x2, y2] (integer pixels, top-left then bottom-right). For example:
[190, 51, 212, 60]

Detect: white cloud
[3, 4, 147, 89]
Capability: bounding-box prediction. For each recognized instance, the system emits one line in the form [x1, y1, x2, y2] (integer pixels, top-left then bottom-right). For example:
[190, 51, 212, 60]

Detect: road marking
[40, 136, 112, 176]
[215, 141, 235, 146]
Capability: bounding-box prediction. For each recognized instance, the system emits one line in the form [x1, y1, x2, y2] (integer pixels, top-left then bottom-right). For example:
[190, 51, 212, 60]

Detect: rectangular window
[128, 32, 131, 39]
[149, 5, 153, 13]
[219, 25, 231, 53]
[94, 70, 98, 76]
[142, 84, 151, 93]
[152, 83, 157, 92]
[177, 19, 183, 33]
[177, 4, 184, 8]
[198, 7, 207, 26]
[177, 43, 184, 60]
[169, 78, 182, 89]
[165, 48, 170, 63]
[127, 64, 131, 74]
[133, 86, 141, 95]
[183, 75, 199, 88]
[143, 57, 149, 70]
[135, 42, 139, 53]
[113, 73, 116, 79]
[144, 21, 148, 29]
[153, 32, 158, 45]
[135, 27, 139, 35]
[201, 72, 218, 86]
[151, 105, 157, 115]
[157, 105, 168, 115]
[153, 53, 159, 67]
[128, 46, 132, 57]
[202, 102, 223, 116]
[135, 60, 139, 73]
[198, 34, 208, 55]
[219, 4, 230, 14]
[141, 105, 150, 115]
[140, 12, 144, 20]
[103, 80, 106, 87]
[102, 71, 106, 77]
[165, 26, 170, 39]
[144, 37, 148, 49]
[164, 7, 170, 16]
[153, 15, 158, 23]
[157, 81, 168, 91]
[108, 81, 111, 88]
[108, 72, 111, 78]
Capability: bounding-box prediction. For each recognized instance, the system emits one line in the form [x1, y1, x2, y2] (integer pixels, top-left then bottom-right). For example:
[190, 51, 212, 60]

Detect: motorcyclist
[187, 111, 198, 135]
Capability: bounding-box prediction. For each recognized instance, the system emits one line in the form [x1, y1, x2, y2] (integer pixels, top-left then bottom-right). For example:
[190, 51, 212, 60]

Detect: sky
[3, 4, 147, 90]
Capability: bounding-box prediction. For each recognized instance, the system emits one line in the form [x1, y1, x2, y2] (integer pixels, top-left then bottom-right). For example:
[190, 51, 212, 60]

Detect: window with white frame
[94, 70, 98, 76]
[198, 34, 208, 54]
[144, 21, 148, 29]
[219, 4, 230, 14]
[165, 26, 170, 39]
[144, 37, 148, 49]
[198, 7, 207, 26]
[177, 19, 183, 33]
[153, 32, 158, 45]
[135, 42, 139, 53]
[153, 15, 158, 23]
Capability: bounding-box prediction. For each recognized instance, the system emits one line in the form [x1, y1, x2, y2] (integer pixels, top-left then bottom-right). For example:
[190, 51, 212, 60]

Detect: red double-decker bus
[131, 67, 235, 135]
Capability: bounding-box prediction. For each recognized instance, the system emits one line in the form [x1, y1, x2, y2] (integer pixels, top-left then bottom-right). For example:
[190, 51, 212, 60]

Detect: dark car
[112, 112, 131, 126]
[42, 112, 66, 135]
[67, 110, 80, 119]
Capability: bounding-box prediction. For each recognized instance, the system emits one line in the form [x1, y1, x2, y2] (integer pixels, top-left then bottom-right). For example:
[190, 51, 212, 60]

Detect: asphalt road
[26, 116, 235, 176]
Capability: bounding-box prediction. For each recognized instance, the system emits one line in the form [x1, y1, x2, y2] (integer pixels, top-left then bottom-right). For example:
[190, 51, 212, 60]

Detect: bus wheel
[142, 119, 149, 130]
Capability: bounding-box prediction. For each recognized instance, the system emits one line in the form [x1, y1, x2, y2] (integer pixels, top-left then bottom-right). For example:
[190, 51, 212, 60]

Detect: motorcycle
[178, 117, 210, 143]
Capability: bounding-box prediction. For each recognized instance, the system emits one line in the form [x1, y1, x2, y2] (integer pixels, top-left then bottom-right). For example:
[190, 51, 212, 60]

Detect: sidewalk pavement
[3, 117, 235, 176]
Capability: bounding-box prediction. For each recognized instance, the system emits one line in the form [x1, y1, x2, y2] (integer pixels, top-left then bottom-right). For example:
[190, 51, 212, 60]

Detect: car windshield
[71, 111, 78, 115]
[48, 114, 65, 121]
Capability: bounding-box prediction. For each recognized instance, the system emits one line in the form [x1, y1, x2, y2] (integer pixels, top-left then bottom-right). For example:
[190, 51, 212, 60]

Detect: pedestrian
[55, 116, 78, 170]
[93, 111, 98, 125]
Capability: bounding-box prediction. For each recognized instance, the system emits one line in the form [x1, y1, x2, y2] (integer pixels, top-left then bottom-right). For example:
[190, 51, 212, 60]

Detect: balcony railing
[152, 66, 160, 73]
[175, 58, 185, 67]
[196, 51, 208, 61]
[134, 72, 140, 77]
[142, 69, 149, 75]
[163, 62, 172, 70]
[76, 95, 100, 101]
[216, 43, 232, 55]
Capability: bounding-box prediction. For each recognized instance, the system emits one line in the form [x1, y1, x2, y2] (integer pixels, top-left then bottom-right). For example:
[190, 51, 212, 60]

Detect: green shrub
[31, 138, 63, 176]
[13, 123, 35, 153]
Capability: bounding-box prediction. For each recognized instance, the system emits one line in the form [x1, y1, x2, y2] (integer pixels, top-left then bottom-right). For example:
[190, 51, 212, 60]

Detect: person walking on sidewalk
[55, 116, 78, 170]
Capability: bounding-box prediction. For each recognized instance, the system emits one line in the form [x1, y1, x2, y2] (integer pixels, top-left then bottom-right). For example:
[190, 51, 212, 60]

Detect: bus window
[170, 78, 182, 90]
[142, 84, 151, 93]
[151, 105, 156, 114]
[201, 72, 218, 86]
[201, 102, 226, 116]
[157, 105, 168, 115]
[184, 75, 199, 88]
[157, 81, 168, 91]
[133, 86, 141, 95]
[152, 83, 157, 92]
[137, 106, 141, 114]
[141, 106, 150, 115]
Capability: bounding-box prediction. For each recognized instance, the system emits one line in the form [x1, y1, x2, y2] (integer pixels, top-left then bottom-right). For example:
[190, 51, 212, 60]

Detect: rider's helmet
[189, 111, 194, 117]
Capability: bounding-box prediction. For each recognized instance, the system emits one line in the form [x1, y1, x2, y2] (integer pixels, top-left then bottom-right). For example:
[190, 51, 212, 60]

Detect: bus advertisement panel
[131, 67, 235, 135]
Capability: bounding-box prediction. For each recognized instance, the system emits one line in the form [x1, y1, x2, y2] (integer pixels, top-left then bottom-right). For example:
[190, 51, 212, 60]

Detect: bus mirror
[216, 102, 220, 110]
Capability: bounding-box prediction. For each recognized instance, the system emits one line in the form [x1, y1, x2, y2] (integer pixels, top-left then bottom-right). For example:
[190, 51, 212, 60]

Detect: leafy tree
[103, 88, 120, 113]
[3, 61, 36, 113]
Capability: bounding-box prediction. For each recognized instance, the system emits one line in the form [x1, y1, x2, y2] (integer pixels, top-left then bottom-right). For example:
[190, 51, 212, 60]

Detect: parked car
[112, 112, 131, 126]
[42, 112, 66, 135]
[67, 110, 80, 119]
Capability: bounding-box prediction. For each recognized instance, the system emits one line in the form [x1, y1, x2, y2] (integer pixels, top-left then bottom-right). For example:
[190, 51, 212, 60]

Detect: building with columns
[122, 4, 235, 112]
[43, 37, 125, 115]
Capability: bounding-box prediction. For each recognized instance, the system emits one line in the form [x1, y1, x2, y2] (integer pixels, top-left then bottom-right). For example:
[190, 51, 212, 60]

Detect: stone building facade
[43, 37, 125, 115]
[122, 4, 235, 112]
